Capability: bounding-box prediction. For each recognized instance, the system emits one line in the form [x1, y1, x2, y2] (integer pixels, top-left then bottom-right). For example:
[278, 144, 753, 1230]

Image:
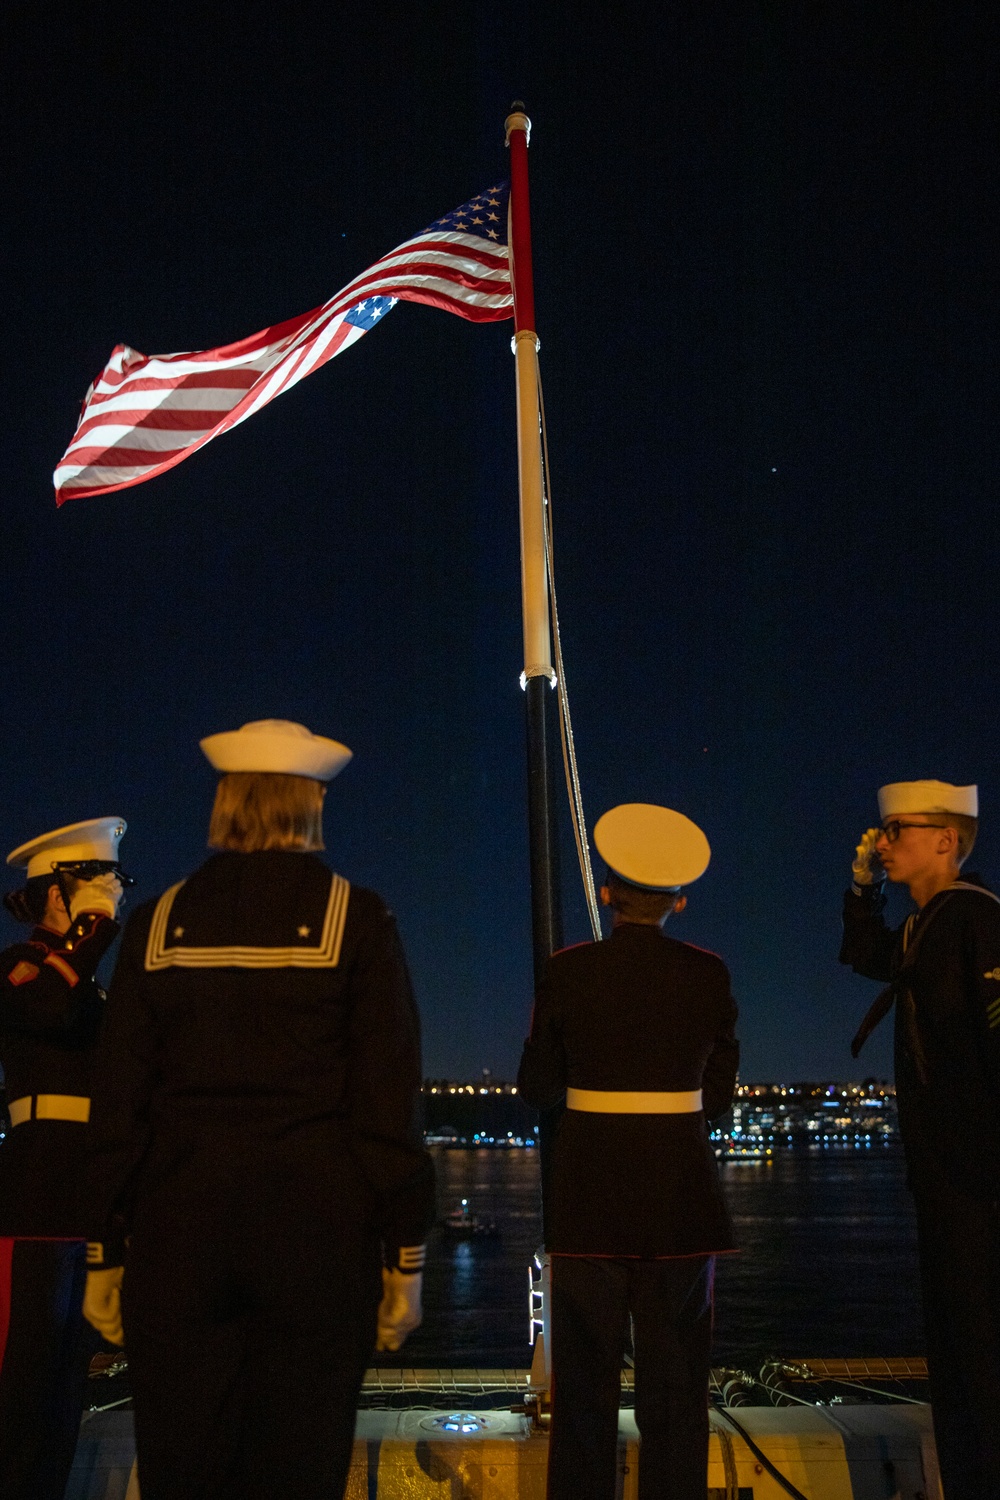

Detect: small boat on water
[440, 1198, 498, 1237]
[716, 1140, 771, 1160]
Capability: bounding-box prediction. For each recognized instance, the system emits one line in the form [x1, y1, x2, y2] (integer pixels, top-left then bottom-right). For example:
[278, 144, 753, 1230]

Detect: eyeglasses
[51, 859, 136, 886]
[879, 821, 947, 844]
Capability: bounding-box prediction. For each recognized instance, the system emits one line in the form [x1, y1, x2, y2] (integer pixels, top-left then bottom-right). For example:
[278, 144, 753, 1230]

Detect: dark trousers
[122, 1157, 383, 1500]
[912, 1179, 1000, 1500]
[0, 1237, 94, 1500]
[548, 1254, 714, 1500]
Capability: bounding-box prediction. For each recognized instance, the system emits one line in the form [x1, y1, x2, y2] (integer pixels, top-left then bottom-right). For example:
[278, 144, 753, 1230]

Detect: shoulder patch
[7, 960, 39, 986]
[144, 875, 351, 971]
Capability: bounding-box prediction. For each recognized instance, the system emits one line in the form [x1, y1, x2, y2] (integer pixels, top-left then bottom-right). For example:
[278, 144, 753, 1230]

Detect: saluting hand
[851, 828, 884, 890]
[69, 874, 123, 922]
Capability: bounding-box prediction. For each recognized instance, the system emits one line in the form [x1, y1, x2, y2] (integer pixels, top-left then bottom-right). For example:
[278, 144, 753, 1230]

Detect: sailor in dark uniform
[0, 816, 128, 1500]
[841, 778, 1000, 1500]
[518, 803, 739, 1500]
[83, 719, 434, 1500]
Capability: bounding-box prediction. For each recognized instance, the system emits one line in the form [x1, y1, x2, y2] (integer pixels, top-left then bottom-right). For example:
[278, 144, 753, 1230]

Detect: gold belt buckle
[8, 1097, 32, 1127]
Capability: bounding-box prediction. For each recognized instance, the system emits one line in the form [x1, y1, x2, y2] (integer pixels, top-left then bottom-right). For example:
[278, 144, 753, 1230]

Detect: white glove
[375, 1268, 423, 1351]
[69, 874, 123, 921]
[851, 828, 884, 890]
[83, 1267, 124, 1345]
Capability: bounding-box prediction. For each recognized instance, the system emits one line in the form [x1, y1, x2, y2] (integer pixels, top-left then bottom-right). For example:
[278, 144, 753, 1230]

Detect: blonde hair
[208, 773, 325, 852]
[946, 813, 978, 864]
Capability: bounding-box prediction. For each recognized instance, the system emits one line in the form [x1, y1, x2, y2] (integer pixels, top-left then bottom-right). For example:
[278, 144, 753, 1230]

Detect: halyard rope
[535, 350, 602, 941]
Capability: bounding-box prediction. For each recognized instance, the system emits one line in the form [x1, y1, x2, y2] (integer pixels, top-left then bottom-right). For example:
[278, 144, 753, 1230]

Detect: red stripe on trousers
[0, 1239, 13, 1375]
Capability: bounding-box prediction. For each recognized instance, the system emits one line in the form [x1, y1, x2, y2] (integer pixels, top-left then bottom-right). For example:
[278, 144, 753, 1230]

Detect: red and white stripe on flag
[54, 185, 512, 504]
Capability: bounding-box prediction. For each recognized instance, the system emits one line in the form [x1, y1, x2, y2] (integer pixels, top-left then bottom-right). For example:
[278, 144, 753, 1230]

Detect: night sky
[3, 3, 998, 1081]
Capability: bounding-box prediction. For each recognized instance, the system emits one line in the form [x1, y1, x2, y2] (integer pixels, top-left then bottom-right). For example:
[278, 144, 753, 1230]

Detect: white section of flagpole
[514, 328, 555, 684]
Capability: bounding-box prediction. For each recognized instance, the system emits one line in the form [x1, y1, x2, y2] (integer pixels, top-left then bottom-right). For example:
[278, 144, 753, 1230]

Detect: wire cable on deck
[716, 1407, 811, 1500]
[535, 352, 602, 940]
[709, 1414, 741, 1500]
[825, 1375, 924, 1405]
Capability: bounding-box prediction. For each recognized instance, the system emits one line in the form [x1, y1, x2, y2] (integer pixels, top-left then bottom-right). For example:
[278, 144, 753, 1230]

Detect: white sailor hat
[594, 803, 711, 890]
[6, 817, 127, 880]
[199, 719, 353, 781]
[878, 780, 978, 820]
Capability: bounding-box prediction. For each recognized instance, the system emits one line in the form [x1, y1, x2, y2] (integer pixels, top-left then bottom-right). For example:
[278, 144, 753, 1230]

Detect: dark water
[710, 1146, 924, 1365]
[375, 1144, 925, 1369]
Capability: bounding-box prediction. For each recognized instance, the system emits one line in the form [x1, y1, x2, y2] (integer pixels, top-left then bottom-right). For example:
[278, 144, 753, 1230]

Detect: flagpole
[505, 103, 563, 984]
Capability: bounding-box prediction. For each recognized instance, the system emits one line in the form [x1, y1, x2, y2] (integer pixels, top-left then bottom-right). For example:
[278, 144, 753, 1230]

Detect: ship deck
[70, 1364, 942, 1500]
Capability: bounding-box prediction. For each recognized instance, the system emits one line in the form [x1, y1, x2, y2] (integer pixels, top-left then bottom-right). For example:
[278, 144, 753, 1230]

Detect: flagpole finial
[505, 104, 531, 147]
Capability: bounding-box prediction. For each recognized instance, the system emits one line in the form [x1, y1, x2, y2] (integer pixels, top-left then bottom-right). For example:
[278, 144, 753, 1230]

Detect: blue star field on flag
[426, 184, 509, 245]
[344, 296, 397, 330]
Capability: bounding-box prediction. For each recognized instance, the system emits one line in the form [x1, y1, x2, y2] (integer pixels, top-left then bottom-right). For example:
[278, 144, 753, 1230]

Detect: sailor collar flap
[144, 872, 351, 971]
[903, 879, 1000, 949]
[851, 879, 1000, 1057]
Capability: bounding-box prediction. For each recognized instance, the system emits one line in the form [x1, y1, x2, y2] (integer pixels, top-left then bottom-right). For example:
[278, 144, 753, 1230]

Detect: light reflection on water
[372, 1144, 924, 1369]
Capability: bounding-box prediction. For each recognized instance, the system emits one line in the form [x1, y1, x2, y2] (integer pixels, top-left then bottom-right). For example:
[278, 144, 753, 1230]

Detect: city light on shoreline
[422, 1077, 899, 1153]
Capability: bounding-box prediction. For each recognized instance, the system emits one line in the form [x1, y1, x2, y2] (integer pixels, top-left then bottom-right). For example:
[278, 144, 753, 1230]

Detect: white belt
[566, 1088, 703, 1114]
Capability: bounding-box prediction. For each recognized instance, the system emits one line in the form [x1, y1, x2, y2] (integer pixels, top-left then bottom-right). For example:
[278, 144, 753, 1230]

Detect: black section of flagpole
[525, 671, 563, 1237]
[524, 673, 563, 979]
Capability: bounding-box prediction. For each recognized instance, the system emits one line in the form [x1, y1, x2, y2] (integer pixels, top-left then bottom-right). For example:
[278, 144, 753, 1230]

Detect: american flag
[54, 185, 511, 504]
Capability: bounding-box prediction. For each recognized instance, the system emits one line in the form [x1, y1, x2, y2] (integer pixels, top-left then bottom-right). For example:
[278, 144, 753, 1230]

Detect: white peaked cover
[7, 817, 127, 878]
[594, 804, 711, 890]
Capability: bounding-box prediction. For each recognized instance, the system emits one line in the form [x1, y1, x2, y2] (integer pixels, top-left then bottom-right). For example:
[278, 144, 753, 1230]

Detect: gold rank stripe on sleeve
[143, 875, 351, 971]
[43, 951, 80, 986]
[396, 1245, 427, 1271]
[987, 997, 1000, 1030]
[7, 960, 40, 986]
